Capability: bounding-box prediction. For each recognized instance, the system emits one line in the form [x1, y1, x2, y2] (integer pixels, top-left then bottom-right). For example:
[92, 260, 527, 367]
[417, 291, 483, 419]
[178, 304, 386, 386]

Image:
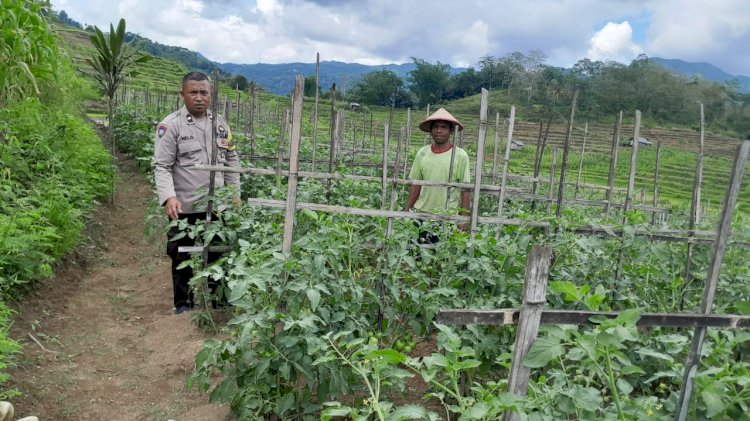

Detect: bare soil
[5, 152, 232, 420]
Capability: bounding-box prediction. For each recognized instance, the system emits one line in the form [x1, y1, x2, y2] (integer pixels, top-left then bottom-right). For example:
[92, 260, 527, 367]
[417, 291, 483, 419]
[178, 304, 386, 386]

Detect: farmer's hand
[232, 196, 242, 207]
[165, 197, 182, 220]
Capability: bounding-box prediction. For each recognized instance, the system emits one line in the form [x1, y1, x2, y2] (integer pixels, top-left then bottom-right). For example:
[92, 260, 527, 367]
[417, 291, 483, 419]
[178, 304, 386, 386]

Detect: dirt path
[6, 153, 232, 420]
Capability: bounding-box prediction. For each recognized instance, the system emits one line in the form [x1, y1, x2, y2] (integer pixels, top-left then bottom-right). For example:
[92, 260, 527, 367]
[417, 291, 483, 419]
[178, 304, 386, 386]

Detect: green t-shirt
[408, 144, 471, 213]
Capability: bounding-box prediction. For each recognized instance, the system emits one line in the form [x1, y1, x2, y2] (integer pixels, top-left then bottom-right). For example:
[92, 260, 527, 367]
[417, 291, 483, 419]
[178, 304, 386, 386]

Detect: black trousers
[413, 220, 440, 244]
[166, 213, 221, 308]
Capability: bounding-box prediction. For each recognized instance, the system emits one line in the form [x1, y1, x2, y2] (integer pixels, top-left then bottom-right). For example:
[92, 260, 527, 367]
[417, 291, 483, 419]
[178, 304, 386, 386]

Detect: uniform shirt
[408, 144, 471, 213]
[153, 106, 240, 213]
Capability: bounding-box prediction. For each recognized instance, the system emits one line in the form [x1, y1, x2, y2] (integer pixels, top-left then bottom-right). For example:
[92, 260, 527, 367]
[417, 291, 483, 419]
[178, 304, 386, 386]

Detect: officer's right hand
[165, 197, 182, 220]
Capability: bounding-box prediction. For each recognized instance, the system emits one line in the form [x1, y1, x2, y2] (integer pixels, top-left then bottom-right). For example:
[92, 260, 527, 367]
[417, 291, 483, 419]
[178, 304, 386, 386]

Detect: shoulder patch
[157, 124, 168, 138]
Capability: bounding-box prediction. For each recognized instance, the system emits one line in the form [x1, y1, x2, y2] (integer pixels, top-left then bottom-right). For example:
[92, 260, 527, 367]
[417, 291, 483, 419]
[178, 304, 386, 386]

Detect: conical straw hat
[418, 107, 464, 132]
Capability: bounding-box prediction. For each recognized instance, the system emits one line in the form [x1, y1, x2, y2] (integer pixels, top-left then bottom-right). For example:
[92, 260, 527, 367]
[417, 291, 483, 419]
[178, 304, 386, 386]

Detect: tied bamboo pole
[311, 53, 320, 172]
[503, 245, 552, 421]
[444, 125, 459, 210]
[555, 89, 579, 218]
[676, 140, 750, 421]
[681, 104, 706, 310]
[470, 89, 489, 237]
[386, 128, 404, 237]
[605, 111, 623, 217]
[496, 107, 516, 233]
[546, 148, 557, 215]
[574, 123, 589, 199]
[651, 140, 662, 225]
[380, 124, 390, 210]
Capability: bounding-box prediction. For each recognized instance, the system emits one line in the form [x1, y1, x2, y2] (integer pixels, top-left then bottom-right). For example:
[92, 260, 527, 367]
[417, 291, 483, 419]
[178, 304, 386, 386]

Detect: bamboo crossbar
[438, 309, 750, 328]
[245, 198, 750, 247]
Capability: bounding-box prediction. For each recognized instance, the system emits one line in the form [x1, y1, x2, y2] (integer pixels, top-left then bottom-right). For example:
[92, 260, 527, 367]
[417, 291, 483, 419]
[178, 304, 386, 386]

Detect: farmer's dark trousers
[166, 213, 220, 308]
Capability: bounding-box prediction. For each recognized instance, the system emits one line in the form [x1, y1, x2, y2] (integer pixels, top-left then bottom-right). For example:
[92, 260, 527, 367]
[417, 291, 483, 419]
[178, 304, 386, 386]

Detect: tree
[407, 57, 451, 109]
[349, 69, 409, 107]
[446, 68, 482, 99]
[85, 18, 150, 202]
[230, 74, 249, 91]
[304, 75, 319, 97]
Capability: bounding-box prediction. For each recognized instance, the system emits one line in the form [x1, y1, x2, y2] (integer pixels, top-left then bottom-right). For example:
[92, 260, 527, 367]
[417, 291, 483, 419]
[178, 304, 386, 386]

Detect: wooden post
[249, 84, 256, 157]
[503, 245, 552, 421]
[423, 104, 431, 145]
[555, 89, 579, 218]
[336, 112, 345, 167]
[574, 122, 588, 199]
[281, 76, 305, 253]
[605, 111, 623, 217]
[351, 108, 357, 175]
[496, 107, 516, 223]
[676, 140, 750, 421]
[311, 53, 320, 172]
[276, 109, 290, 178]
[491, 112, 501, 182]
[546, 148, 557, 215]
[444, 125, 459, 210]
[327, 84, 337, 188]
[380, 124, 390, 209]
[470, 89, 489, 237]
[682, 104, 705, 310]
[402, 108, 412, 176]
[624, 110, 642, 212]
[200, 68, 222, 306]
[651, 140, 662, 225]
[531, 117, 552, 210]
[387, 128, 404, 236]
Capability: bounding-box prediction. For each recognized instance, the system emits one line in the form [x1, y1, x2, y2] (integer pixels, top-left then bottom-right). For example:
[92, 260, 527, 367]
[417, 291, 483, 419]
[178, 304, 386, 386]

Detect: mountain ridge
[122, 28, 750, 95]
[651, 57, 750, 93]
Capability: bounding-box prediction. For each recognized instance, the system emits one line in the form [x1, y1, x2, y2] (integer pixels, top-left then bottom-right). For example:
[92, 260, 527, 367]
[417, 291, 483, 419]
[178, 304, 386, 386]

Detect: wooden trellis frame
[179, 73, 749, 419]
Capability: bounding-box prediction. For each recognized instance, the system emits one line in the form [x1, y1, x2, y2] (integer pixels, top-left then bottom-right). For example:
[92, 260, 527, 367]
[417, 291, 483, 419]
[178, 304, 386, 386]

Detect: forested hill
[121, 28, 749, 96]
[220, 61, 426, 95]
[652, 57, 750, 93]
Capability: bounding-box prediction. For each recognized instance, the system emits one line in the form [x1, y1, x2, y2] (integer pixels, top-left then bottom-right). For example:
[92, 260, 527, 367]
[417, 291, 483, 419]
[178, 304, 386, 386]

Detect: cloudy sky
[51, 0, 750, 76]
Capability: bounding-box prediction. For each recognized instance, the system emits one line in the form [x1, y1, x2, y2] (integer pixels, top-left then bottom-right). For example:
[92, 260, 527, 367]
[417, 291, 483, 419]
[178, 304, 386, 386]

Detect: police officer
[153, 71, 241, 314]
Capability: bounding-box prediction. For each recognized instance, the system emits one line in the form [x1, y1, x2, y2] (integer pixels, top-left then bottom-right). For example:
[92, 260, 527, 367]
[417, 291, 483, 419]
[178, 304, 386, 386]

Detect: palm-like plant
[85, 18, 150, 201]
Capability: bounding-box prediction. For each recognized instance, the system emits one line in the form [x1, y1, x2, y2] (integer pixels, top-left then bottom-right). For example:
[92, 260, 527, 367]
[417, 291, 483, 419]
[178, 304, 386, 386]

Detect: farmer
[153, 71, 241, 314]
[405, 108, 471, 242]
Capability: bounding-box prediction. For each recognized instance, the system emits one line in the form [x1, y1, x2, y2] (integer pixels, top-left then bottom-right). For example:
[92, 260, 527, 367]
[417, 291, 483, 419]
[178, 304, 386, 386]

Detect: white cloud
[645, 0, 750, 75]
[587, 21, 643, 64]
[48, 0, 750, 75]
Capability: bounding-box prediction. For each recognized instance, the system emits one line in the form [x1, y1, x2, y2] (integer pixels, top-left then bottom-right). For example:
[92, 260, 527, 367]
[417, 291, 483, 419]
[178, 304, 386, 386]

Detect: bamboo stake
[546, 148, 557, 215]
[651, 140, 662, 225]
[624, 110, 642, 212]
[676, 140, 750, 421]
[281, 76, 305, 253]
[311, 52, 320, 172]
[470, 89, 489, 238]
[574, 123, 589, 199]
[503, 245, 552, 421]
[386, 128, 404, 236]
[555, 89, 579, 218]
[444, 125, 459, 210]
[276, 109, 289, 178]
[681, 104, 705, 310]
[380, 124, 390, 210]
[402, 108, 412, 176]
[496, 107, 516, 228]
[605, 111, 623, 217]
[491, 112, 501, 182]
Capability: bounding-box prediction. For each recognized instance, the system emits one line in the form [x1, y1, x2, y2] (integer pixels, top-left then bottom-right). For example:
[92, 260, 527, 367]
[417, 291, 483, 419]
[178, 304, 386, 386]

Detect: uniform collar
[181, 106, 213, 125]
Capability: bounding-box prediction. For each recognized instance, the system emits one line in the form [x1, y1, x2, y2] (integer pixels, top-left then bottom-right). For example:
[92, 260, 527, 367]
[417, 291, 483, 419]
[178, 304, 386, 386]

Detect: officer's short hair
[182, 72, 209, 88]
